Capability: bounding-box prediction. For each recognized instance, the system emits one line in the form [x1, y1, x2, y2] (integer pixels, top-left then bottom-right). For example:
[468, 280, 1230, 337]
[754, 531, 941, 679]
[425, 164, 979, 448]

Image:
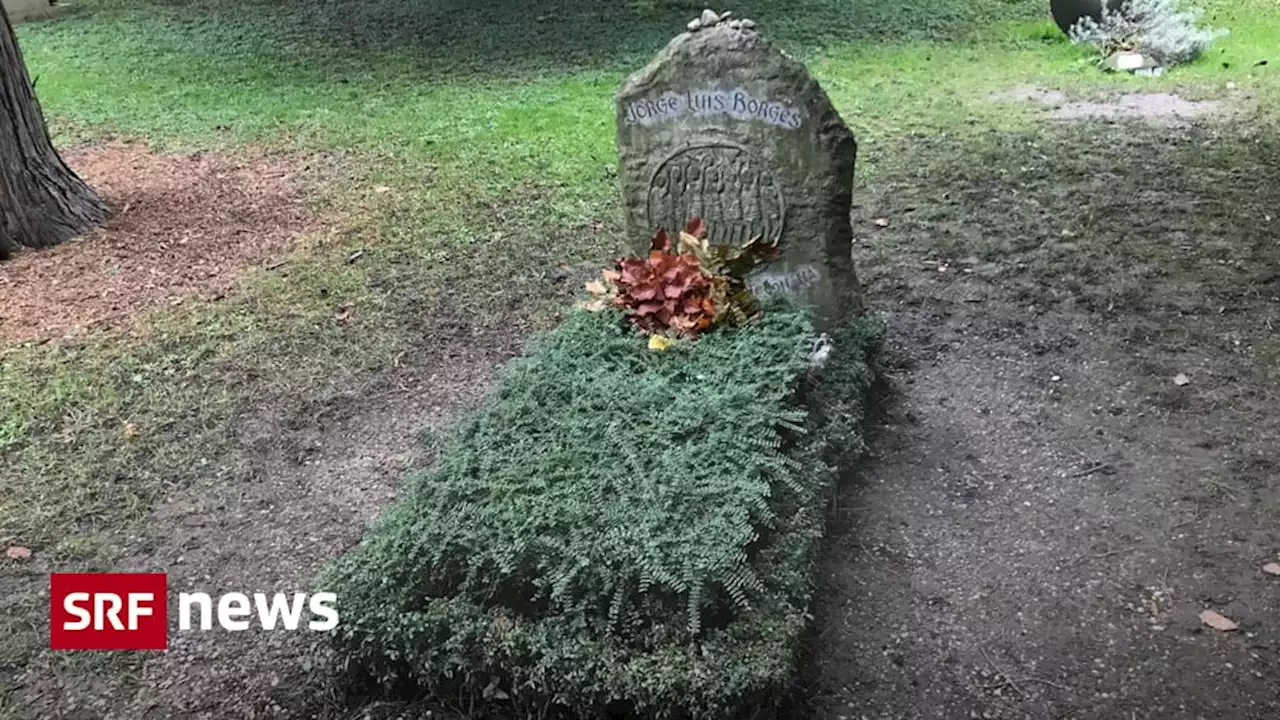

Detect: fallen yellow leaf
[585, 279, 607, 295]
[648, 335, 672, 352]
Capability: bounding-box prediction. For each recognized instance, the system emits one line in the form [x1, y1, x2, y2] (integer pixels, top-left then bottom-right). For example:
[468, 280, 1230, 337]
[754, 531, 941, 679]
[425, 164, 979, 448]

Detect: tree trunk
[0, 6, 109, 259]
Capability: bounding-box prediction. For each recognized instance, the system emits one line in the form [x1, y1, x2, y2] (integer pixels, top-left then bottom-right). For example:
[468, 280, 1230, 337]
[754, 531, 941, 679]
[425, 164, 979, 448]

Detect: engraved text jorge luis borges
[622, 88, 803, 130]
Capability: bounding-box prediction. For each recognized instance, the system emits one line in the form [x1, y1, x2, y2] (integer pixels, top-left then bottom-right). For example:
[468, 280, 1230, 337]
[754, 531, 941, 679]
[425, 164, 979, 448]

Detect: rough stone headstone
[616, 10, 862, 322]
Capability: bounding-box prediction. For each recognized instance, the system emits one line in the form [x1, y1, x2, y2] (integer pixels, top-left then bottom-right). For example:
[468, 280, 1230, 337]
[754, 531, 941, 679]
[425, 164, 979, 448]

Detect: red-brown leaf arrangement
[605, 229, 717, 338]
[585, 218, 777, 340]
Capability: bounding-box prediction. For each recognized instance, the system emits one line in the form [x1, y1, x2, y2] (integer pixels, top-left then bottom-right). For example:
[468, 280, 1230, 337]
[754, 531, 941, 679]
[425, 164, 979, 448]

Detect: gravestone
[616, 9, 863, 322]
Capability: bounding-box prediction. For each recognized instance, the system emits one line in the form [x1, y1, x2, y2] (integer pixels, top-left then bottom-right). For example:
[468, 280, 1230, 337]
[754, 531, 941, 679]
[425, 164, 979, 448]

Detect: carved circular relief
[645, 143, 785, 246]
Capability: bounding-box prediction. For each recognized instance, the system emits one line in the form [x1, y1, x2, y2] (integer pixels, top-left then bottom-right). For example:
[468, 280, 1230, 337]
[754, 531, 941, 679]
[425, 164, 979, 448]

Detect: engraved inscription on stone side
[746, 264, 822, 297]
[645, 143, 785, 246]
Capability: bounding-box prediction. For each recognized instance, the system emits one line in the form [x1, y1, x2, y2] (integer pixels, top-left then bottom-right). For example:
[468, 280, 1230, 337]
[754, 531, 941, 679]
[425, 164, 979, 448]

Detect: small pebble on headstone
[687, 18, 701, 31]
[700, 8, 720, 26]
[740, 18, 755, 28]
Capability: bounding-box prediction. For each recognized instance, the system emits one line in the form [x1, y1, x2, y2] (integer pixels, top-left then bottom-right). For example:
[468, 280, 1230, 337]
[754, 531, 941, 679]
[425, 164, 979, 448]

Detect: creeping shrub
[320, 303, 884, 719]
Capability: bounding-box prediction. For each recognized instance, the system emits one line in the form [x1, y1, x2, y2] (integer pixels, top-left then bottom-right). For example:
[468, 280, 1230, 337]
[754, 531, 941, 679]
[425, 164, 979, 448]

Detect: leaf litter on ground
[1199, 609, 1238, 631]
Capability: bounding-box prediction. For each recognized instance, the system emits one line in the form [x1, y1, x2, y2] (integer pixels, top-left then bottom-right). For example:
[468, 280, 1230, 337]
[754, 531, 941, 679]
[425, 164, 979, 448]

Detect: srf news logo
[50, 573, 338, 651]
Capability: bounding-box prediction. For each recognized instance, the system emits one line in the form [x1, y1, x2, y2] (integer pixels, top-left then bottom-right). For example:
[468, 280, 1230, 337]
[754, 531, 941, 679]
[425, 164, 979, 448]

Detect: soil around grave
[0, 141, 316, 343]
[797, 119, 1280, 720]
[798, 287, 1280, 720]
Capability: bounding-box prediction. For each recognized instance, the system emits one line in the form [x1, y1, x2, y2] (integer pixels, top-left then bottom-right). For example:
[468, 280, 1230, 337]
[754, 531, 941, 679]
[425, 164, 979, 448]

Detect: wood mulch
[0, 141, 316, 343]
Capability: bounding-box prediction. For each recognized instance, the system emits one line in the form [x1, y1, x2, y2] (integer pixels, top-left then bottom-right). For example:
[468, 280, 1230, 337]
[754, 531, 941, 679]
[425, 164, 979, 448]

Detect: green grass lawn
[2, 0, 1278, 698]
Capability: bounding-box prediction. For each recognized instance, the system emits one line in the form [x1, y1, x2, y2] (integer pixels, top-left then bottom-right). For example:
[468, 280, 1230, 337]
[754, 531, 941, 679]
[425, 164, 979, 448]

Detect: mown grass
[2, 0, 1279, 702]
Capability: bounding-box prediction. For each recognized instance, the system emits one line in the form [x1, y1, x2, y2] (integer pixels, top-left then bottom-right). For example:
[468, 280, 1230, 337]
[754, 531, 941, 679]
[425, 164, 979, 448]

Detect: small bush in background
[1069, 0, 1227, 67]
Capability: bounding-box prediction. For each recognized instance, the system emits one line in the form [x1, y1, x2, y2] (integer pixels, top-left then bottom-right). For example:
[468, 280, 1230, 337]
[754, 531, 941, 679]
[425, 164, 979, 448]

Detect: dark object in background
[1050, 0, 1125, 35]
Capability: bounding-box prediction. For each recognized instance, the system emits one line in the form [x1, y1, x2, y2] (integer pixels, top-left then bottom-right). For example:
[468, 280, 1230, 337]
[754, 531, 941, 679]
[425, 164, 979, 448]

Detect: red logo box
[50, 573, 168, 650]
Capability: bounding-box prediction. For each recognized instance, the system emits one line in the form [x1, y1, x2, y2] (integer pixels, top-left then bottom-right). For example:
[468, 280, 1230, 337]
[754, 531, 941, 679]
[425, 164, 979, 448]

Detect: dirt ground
[0, 142, 314, 343]
[798, 106, 1280, 719]
[6, 105, 1280, 719]
[800, 285, 1280, 720]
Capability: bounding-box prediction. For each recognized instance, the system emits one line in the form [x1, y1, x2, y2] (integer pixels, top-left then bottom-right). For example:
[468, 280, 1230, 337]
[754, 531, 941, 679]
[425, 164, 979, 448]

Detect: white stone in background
[1115, 52, 1146, 70]
[1103, 51, 1161, 74]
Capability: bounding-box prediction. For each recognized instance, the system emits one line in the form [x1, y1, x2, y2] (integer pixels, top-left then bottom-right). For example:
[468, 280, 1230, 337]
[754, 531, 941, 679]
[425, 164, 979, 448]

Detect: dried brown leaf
[649, 229, 671, 252]
[683, 217, 707, 239]
[1199, 609, 1238, 631]
[6, 546, 31, 561]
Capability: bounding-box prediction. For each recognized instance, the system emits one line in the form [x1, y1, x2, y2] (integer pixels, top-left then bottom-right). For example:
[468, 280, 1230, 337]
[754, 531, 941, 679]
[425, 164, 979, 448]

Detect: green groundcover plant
[320, 302, 884, 718]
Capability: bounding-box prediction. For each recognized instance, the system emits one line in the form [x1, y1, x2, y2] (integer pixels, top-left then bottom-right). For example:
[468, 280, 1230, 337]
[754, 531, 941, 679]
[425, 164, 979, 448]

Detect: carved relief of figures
[686, 156, 704, 223]
[648, 171, 672, 238]
[725, 161, 744, 232]
[646, 143, 784, 247]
